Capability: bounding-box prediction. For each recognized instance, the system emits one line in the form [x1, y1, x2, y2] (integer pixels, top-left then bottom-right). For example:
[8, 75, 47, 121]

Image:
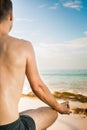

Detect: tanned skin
[0, 11, 71, 130]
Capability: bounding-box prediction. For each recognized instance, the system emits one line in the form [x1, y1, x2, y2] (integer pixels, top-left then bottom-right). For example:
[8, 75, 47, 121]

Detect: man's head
[0, 0, 13, 32]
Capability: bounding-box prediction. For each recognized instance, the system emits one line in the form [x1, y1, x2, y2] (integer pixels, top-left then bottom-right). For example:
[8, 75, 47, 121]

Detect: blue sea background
[23, 69, 87, 96]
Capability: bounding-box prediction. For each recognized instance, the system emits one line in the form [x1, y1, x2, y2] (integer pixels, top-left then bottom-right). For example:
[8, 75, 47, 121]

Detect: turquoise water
[23, 69, 87, 95]
[39, 69, 87, 94]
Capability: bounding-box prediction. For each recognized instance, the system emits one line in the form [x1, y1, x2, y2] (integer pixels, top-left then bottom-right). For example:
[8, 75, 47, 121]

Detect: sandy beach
[19, 96, 87, 130]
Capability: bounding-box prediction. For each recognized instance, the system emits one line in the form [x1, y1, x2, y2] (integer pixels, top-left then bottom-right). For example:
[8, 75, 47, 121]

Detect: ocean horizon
[23, 69, 87, 96]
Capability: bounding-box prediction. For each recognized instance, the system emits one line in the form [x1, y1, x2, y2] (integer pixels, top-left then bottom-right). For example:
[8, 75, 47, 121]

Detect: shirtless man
[0, 0, 71, 130]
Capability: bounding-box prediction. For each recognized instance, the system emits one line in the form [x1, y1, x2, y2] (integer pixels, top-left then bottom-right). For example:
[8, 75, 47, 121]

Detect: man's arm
[25, 42, 71, 114]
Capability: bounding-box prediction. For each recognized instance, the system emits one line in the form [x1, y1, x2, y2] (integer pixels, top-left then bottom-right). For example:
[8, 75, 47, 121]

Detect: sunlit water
[23, 69, 87, 96]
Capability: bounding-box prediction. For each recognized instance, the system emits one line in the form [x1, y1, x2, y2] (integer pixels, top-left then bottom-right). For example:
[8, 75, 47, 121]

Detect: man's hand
[58, 101, 72, 115]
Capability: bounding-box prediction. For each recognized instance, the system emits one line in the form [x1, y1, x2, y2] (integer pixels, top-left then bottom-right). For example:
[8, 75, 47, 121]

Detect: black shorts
[0, 115, 36, 130]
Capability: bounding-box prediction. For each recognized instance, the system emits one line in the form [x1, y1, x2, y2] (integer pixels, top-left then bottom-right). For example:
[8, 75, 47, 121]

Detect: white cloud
[10, 30, 24, 35]
[67, 37, 87, 48]
[49, 3, 59, 10]
[15, 18, 35, 22]
[38, 1, 82, 11]
[39, 3, 59, 10]
[63, 0, 82, 11]
[31, 31, 40, 37]
[10, 29, 30, 39]
[39, 4, 47, 9]
[84, 31, 87, 36]
[12, 30, 25, 34]
[33, 37, 87, 70]
[9, 30, 25, 39]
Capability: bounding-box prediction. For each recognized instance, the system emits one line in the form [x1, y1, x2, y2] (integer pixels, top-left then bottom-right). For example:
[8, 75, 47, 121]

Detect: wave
[40, 69, 87, 77]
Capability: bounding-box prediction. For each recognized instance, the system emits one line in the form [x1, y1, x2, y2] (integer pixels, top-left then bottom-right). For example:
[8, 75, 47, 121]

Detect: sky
[10, 0, 87, 70]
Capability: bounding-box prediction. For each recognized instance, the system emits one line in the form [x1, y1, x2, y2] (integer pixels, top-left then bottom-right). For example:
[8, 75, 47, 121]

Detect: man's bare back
[0, 1, 71, 129]
[0, 35, 31, 124]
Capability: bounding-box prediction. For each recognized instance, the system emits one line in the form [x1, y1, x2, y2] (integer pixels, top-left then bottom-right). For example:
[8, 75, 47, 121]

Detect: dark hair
[0, 0, 12, 22]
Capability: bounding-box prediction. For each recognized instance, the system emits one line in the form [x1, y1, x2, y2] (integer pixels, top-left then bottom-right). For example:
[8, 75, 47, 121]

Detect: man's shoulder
[9, 35, 31, 44]
[9, 35, 34, 55]
[9, 35, 32, 48]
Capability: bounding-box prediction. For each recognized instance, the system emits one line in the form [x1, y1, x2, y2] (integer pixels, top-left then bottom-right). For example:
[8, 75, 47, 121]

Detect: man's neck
[0, 22, 9, 37]
[0, 31, 7, 37]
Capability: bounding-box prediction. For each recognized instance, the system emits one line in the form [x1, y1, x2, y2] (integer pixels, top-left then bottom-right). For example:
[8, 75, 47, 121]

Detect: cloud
[84, 31, 87, 36]
[31, 31, 40, 37]
[12, 30, 25, 34]
[63, 0, 82, 11]
[49, 3, 59, 10]
[9, 30, 26, 38]
[67, 37, 87, 48]
[33, 37, 87, 70]
[39, 4, 47, 9]
[15, 18, 35, 22]
[39, 3, 59, 10]
[38, 1, 82, 11]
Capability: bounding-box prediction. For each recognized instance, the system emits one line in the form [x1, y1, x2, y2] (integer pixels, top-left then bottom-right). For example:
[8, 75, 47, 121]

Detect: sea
[23, 69, 87, 96]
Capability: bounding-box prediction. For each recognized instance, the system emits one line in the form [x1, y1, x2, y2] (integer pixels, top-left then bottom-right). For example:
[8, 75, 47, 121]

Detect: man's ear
[9, 12, 13, 21]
